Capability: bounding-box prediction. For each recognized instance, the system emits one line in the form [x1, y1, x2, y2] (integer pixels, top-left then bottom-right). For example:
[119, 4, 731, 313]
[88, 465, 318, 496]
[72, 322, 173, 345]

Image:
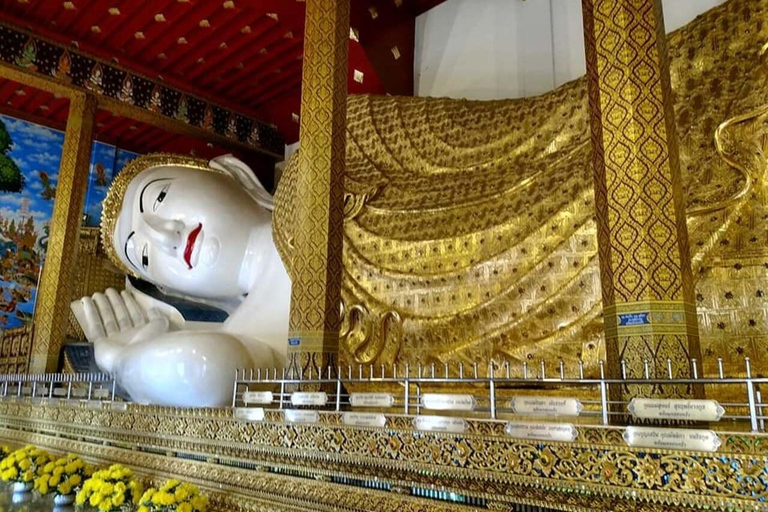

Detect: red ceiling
[0, 76, 235, 160]
[0, 0, 419, 145]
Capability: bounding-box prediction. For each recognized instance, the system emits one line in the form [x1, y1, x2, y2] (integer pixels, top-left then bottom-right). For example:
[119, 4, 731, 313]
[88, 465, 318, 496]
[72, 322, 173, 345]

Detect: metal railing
[232, 357, 768, 432]
[0, 373, 119, 404]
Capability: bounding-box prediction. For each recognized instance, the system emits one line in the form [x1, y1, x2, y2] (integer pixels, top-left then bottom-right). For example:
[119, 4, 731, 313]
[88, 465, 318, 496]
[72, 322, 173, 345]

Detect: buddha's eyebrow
[139, 178, 171, 213]
[124, 231, 138, 270]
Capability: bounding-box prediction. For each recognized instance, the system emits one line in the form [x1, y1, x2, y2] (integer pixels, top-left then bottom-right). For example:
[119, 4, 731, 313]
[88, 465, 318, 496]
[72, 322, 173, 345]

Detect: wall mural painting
[0, 115, 62, 329]
[83, 142, 139, 228]
[0, 115, 140, 330]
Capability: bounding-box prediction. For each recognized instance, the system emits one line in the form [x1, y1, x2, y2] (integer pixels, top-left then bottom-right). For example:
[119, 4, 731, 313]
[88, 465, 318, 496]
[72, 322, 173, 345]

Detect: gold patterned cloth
[275, 0, 768, 375]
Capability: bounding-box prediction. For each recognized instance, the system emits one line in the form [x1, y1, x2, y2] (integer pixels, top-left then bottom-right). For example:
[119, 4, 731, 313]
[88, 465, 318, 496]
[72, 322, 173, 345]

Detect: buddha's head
[102, 154, 270, 301]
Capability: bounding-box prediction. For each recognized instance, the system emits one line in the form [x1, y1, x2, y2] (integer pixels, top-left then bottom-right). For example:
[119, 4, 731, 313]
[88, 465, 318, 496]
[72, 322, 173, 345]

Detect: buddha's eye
[141, 244, 149, 269]
[152, 184, 170, 212]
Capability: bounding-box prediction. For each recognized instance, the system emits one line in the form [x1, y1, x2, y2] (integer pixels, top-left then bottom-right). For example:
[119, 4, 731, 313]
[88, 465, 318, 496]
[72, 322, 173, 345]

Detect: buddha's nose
[144, 215, 184, 255]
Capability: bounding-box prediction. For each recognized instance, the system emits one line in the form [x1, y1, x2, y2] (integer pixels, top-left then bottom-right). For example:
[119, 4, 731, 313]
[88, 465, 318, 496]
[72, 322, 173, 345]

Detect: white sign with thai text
[628, 398, 725, 421]
[349, 393, 395, 408]
[343, 412, 387, 428]
[243, 391, 274, 405]
[290, 392, 328, 407]
[510, 397, 583, 417]
[285, 409, 320, 424]
[234, 407, 265, 422]
[504, 422, 579, 442]
[421, 394, 476, 411]
[413, 416, 467, 433]
[623, 427, 721, 452]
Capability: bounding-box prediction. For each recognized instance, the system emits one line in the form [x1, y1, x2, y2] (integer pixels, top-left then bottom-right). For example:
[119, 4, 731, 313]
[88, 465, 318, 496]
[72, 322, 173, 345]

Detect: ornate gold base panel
[0, 402, 764, 512]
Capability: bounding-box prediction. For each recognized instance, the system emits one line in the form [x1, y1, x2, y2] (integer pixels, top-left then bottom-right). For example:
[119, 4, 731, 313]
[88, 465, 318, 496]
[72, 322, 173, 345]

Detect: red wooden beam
[166, 9, 269, 75]
[101, 0, 163, 52]
[122, 0, 190, 57]
[206, 37, 302, 92]
[250, 70, 303, 108]
[181, 19, 284, 80]
[239, 60, 303, 104]
[224, 45, 304, 97]
[67, 0, 115, 37]
[143, 1, 224, 65]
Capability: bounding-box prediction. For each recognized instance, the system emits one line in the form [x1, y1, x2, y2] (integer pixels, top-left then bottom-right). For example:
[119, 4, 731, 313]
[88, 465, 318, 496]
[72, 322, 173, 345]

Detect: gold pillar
[30, 93, 96, 372]
[287, 0, 350, 373]
[582, 0, 701, 396]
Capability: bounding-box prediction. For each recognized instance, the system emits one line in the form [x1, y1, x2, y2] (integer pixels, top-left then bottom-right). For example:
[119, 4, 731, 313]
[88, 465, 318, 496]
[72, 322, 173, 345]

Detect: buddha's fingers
[105, 288, 131, 330]
[80, 297, 107, 342]
[121, 290, 146, 327]
[147, 307, 164, 321]
[92, 293, 118, 337]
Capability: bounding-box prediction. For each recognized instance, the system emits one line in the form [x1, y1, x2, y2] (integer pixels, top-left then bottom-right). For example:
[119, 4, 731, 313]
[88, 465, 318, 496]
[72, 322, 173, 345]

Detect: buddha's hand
[71, 288, 171, 373]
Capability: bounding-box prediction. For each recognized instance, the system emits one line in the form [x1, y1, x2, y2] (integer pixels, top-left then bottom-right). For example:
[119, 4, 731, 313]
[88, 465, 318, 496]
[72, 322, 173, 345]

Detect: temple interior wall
[415, 0, 728, 100]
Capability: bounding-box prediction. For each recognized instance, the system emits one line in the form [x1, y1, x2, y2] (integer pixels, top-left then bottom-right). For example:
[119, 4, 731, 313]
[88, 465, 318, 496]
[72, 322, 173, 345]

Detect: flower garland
[0, 445, 51, 484]
[34, 454, 93, 496]
[138, 480, 209, 512]
[75, 464, 144, 512]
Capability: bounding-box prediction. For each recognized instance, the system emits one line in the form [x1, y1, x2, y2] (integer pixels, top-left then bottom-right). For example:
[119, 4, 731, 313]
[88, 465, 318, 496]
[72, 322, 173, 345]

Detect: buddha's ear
[209, 154, 275, 212]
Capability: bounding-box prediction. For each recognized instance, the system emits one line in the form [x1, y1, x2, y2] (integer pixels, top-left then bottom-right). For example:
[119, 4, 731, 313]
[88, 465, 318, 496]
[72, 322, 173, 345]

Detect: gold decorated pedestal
[0, 401, 764, 512]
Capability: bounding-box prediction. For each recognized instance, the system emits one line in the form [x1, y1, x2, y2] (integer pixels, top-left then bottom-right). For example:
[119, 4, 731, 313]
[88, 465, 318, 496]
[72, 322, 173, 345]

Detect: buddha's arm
[71, 288, 261, 407]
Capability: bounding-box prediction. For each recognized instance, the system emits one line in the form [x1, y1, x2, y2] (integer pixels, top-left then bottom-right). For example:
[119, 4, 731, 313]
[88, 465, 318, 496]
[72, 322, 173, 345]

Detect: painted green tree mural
[0, 118, 25, 192]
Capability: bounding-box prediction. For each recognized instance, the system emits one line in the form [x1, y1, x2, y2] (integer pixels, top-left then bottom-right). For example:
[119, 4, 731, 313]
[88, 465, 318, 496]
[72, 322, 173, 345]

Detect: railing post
[745, 358, 759, 433]
[489, 362, 496, 420]
[335, 366, 342, 412]
[599, 360, 609, 426]
[404, 364, 410, 415]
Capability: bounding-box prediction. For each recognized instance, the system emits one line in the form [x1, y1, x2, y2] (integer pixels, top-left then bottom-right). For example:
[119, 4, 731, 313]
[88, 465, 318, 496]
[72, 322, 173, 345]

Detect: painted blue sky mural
[0, 114, 140, 330]
[83, 142, 139, 227]
[0, 114, 63, 329]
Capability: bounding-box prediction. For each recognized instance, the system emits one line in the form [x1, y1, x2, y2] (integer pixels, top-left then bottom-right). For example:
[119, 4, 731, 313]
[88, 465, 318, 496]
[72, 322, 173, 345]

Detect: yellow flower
[90, 492, 103, 508]
[38, 482, 49, 495]
[138, 507, 150, 512]
[175, 487, 190, 501]
[141, 489, 156, 503]
[49, 475, 61, 487]
[59, 482, 72, 495]
[191, 495, 208, 512]
[22, 470, 33, 483]
[162, 479, 181, 491]
[43, 462, 54, 473]
[113, 492, 125, 506]
[76, 491, 87, 505]
[17, 459, 30, 471]
[6, 467, 18, 480]
[101, 483, 114, 496]
[179, 502, 193, 512]
[115, 482, 126, 493]
[64, 462, 78, 474]
[69, 474, 82, 486]
[98, 497, 113, 512]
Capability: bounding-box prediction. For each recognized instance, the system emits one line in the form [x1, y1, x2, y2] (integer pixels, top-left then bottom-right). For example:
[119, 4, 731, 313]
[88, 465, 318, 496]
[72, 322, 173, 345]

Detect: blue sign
[288, 338, 301, 346]
[618, 313, 650, 326]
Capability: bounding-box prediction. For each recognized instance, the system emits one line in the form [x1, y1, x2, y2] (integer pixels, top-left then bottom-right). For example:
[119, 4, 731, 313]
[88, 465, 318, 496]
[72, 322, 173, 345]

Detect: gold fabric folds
[275, 0, 768, 375]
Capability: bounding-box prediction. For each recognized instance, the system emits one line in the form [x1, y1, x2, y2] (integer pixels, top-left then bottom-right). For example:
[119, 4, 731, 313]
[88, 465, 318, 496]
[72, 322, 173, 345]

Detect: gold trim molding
[0, 401, 764, 512]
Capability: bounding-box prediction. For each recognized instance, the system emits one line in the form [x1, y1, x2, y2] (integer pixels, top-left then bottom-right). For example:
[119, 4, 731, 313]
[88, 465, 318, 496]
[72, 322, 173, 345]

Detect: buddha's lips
[184, 223, 202, 269]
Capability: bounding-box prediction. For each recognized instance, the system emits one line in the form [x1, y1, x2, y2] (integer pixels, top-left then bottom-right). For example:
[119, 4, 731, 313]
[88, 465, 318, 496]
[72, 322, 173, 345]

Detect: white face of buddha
[113, 165, 270, 301]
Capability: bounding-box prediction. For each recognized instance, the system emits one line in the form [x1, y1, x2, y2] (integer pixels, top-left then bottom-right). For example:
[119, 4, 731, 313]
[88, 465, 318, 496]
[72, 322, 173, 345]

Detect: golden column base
[582, 0, 702, 398]
[287, 0, 350, 375]
[30, 93, 96, 373]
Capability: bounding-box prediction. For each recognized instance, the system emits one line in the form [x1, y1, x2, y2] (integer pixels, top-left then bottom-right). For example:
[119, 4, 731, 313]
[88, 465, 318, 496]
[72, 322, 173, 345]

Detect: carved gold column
[287, 0, 350, 373]
[582, 0, 701, 397]
[30, 92, 96, 372]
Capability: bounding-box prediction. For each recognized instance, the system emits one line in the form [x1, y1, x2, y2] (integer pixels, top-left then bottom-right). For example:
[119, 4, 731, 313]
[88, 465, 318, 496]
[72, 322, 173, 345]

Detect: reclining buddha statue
[72, 0, 768, 407]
